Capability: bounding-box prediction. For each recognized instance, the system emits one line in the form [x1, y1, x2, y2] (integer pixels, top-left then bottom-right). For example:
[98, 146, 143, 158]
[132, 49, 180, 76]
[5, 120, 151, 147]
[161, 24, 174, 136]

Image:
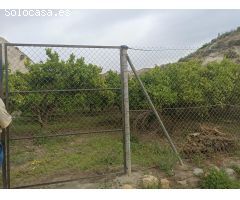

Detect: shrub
[224, 50, 239, 59]
[200, 168, 240, 189]
[152, 145, 178, 175]
[228, 40, 240, 46]
[10, 49, 240, 129]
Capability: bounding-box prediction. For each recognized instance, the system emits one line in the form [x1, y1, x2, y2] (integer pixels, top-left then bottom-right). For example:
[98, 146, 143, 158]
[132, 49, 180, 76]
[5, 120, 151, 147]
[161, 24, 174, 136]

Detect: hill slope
[180, 27, 240, 64]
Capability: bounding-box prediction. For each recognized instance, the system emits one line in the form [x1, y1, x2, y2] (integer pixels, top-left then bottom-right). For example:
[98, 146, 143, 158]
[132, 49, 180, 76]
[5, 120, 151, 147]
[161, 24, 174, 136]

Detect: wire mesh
[128, 46, 240, 168]
[1, 44, 125, 188]
[1, 43, 240, 188]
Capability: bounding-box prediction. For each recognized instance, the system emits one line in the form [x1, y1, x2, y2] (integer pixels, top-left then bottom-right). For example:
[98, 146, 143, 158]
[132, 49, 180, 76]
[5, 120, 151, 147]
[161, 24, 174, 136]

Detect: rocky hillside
[180, 27, 240, 64]
[0, 37, 28, 73]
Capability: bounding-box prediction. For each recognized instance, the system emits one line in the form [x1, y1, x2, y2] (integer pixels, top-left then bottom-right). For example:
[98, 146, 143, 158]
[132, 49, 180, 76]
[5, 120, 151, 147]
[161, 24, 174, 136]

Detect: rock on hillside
[180, 27, 240, 64]
[0, 37, 28, 73]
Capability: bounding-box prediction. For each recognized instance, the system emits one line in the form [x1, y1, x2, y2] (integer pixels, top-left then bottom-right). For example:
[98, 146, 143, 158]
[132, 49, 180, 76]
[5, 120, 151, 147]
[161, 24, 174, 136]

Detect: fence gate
[1, 43, 187, 189]
[0, 43, 131, 188]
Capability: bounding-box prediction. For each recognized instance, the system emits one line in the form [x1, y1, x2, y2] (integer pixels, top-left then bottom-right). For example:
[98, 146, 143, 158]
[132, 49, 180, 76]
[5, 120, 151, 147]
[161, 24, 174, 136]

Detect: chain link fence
[128, 47, 240, 167]
[1, 43, 240, 188]
[1, 44, 128, 188]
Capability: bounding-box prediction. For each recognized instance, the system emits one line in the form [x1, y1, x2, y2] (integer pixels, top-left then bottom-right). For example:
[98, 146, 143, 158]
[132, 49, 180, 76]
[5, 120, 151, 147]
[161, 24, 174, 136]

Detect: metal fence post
[3, 44, 10, 188]
[1, 130, 7, 189]
[0, 44, 2, 97]
[120, 45, 131, 175]
[0, 44, 8, 189]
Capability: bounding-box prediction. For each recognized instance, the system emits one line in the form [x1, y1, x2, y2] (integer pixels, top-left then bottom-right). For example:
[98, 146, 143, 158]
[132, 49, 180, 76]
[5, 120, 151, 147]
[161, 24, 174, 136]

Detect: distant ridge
[180, 27, 240, 64]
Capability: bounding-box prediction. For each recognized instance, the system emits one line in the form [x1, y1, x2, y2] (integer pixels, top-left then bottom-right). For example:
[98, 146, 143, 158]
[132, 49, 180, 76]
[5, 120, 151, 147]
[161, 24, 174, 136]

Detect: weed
[99, 148, 121, 166]
[200, 168, 240, 189]
[9, 132, 180, 187]
[191, 154, 205, 168]
[152, 144, 178, 175]
[32, 129, 47, 145]
[130, 134, 139, 144]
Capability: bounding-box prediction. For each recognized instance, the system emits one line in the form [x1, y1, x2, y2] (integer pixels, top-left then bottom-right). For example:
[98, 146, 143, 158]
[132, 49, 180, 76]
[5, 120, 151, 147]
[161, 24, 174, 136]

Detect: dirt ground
[30, 156, 240, 189]
[4, 119, 240, 189]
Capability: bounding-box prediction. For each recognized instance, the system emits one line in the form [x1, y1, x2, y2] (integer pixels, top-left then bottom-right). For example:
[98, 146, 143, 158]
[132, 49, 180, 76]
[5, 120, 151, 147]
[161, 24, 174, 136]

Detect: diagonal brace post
[126, 54, 183, 165]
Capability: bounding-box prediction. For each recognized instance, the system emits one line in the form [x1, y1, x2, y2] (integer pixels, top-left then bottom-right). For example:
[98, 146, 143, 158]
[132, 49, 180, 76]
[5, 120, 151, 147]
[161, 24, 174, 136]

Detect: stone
[187, 176, 200, 188]
[177, 180, 187, 187]
[174, 170, 192, 181]
[213, 166, 221, 171]
[142, 175, 159, 189]
[114, 172, 143, 187]
[193, 168, 204, 176]
[225, 168, 235, 176]
[160, 178, 170, 189]
[177, 164, 190, 171]
[121, 184, 134, 189]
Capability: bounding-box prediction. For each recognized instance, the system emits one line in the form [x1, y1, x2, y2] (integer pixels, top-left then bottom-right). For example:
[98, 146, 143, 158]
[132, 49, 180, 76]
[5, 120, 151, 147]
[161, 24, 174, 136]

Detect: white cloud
[92, 14, 157, 45]
[0, 9, 240, 47]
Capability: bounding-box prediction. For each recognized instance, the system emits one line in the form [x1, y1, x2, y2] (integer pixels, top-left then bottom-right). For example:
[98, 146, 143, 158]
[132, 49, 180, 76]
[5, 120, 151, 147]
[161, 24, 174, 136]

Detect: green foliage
[9, 49, 109, 127]
[129, 59, 240, 111]
[104, 70, 121, 110]
[99, 147, 122, 167]
[153, 144, 178, 175]
[9, 133, 178, 187]
[130, 134, 139, 144]
[200, 168, 240, 189]
[225, 50, 239, 59]
[9, 48, 240, 128]
[202, 59, 239, 105]
[191, 154, 205, 168]
[142, 66, 177, 106]
[228, 40, 240, 46]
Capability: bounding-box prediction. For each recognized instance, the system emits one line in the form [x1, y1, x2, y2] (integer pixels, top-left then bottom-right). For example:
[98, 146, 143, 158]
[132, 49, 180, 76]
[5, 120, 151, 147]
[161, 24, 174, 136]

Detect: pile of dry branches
[182, 124, 237, 157]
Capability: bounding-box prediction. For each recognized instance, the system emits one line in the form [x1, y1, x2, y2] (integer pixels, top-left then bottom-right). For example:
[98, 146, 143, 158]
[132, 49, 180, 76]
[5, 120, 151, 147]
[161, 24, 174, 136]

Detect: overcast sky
[1, 9, 240, 47]
[1, 9, 240, 70]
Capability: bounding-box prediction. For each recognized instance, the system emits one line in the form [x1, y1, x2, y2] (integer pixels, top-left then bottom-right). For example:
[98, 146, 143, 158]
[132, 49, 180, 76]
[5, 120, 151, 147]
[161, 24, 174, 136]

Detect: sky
[1, 9, 240, 47]
[1, 9, 240, 70]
